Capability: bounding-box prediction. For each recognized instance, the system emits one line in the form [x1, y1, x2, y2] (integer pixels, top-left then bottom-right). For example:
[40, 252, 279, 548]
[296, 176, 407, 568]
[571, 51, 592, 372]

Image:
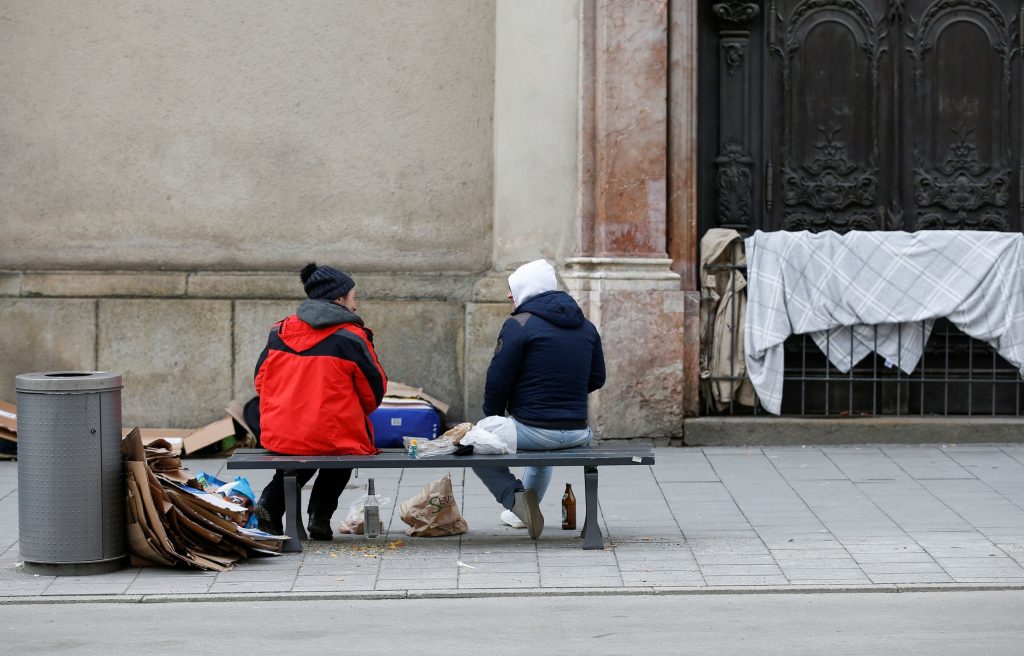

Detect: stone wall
[0, 0, 701, 438]
[0, 0, 495, 271]
[0, 267, 690, 436]
[0, 271, 493, 428]
[492, 0, 581, 269]
[0, 0, 500, 428]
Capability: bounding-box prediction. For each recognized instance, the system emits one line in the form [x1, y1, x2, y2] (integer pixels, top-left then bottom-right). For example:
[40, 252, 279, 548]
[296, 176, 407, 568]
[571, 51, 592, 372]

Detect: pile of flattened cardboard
[0, 400, 16, 460]
[123, 428, 285, 571]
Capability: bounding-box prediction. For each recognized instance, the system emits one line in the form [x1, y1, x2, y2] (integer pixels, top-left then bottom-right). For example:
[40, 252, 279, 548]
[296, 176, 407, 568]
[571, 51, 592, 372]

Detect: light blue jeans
[473, 419, 592, 510]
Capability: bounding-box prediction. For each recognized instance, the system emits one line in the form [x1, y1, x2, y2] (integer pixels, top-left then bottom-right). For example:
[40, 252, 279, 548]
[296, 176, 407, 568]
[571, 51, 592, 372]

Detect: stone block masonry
[0, 271, 482, 429]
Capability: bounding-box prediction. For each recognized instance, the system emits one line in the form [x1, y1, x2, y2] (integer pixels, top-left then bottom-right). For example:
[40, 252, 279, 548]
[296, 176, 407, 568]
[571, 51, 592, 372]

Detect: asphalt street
[3, 591, 1022, 655]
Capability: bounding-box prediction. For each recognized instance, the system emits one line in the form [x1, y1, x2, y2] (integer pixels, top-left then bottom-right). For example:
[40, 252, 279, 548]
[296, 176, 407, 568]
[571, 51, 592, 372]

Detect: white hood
[508, 259, 557, 307]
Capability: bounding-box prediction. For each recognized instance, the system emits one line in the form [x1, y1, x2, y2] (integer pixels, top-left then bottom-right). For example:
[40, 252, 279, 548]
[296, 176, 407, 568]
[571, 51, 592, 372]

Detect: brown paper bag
[441, 422, 473, 445]
[399, 474, 469, 537]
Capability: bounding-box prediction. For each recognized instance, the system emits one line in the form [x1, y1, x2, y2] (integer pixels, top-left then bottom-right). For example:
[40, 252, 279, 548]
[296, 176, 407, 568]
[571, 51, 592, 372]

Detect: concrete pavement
[2, 444, 1024, 601]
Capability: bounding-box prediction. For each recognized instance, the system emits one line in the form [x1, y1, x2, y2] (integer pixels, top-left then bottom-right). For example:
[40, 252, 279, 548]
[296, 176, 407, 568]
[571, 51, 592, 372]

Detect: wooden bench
[226, 444, 655, 551]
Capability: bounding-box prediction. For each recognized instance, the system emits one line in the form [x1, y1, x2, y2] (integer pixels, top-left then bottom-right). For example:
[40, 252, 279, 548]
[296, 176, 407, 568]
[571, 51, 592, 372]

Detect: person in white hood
[507, 258, 559, 307]
[475, 259, 606, 538]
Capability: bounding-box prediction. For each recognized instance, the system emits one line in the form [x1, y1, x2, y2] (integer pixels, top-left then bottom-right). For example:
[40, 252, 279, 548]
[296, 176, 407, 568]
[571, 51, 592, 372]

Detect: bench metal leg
[581, 466, 603, 550]
[282, 473, 306, 552]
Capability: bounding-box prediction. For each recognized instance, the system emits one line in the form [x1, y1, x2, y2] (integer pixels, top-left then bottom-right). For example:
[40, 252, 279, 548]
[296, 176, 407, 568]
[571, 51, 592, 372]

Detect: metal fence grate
[701, 257, 1024, 417]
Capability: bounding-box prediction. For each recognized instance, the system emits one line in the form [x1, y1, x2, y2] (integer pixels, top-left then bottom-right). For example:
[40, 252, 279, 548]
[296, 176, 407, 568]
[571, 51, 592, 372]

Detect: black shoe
[253, 504, 283, 535]
[307, 515, 334, 541]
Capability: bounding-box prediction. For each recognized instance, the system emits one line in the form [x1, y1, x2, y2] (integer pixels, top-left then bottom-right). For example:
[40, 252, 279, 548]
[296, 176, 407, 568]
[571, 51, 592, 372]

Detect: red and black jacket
[254, 300, 387, 456]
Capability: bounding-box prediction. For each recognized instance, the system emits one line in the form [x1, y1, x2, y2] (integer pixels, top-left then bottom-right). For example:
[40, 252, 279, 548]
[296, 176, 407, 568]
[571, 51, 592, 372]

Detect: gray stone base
[684, 416, 1024, 445]
[0, 269, 480, 427]
[563, 258, 696, 439]
[1, 267, 699, 436]
[23, 558, 125, 576]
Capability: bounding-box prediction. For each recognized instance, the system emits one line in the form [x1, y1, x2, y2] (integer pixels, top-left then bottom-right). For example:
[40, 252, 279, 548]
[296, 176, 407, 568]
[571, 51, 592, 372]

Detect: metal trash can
[16, 371, 125, 575]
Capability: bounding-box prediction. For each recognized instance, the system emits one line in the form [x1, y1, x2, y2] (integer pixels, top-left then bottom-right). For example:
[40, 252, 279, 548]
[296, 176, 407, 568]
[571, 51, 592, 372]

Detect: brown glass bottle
[561, 483, 576, 530]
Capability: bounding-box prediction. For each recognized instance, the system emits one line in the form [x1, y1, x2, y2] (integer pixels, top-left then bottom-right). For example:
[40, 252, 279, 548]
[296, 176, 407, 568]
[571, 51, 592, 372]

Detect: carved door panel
[699, 0, 1023, 235]
[765, 0, 894, 232]
[697, 0, 1023, 416]
[765, 0, 1022, 233]
[903, 0, 1022, 231]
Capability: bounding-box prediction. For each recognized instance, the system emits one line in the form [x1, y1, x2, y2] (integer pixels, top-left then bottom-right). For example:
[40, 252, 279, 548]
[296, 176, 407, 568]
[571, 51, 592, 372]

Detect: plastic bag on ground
[195, 471, 258, 528]
[461, 415, 517, 454]
[338, 493, 393, 535]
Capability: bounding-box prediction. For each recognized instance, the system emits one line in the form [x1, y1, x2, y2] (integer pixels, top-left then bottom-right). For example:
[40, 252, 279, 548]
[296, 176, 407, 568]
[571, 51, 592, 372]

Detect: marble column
[670, 0, 702, 417]
[578, 0, 669, 259]
[669, 0, 700, 290]
[563, 0, 699, 438]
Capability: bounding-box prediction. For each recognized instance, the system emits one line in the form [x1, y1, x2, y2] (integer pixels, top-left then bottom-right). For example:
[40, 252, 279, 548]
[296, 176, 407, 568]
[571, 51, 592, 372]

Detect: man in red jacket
[252, 262, 387, 540]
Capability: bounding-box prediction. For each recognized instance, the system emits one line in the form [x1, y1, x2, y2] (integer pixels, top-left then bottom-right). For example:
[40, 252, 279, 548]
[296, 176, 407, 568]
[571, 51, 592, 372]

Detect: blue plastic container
[369, 400, 441, 448]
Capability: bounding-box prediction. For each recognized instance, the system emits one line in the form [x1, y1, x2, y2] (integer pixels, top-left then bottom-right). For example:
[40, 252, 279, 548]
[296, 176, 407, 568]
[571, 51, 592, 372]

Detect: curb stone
[1, 583, 1023, 605]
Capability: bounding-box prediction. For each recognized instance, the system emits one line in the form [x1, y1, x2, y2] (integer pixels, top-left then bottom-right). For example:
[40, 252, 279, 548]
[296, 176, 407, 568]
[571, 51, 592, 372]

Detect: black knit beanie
[300, 262, 355, 301]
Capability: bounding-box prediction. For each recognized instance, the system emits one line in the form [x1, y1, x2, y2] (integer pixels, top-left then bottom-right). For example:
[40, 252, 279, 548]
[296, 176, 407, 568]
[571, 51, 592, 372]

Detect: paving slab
[290, 575, 381, 591]
[620, 572, 706, 585]
[214, 568, 299, 583]
[208, 580, 296, 594]
[703, 575, 790, 586]
[126, 580, 215, 595]
[374, 578, 459, 591]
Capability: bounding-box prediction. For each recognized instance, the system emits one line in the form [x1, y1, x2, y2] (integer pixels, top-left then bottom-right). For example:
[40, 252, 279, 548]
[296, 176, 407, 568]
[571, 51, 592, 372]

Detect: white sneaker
[500, 509, 526, 529]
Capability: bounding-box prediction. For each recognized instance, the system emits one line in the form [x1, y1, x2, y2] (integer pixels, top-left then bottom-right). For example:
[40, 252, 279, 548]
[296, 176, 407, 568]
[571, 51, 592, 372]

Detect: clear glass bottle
[363, 478, 380, 539]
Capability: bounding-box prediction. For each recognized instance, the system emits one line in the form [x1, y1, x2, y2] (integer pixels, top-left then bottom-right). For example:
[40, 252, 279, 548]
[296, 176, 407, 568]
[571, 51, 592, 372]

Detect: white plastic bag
[461, 416, 517, 454]
[337, 493, 393, 534]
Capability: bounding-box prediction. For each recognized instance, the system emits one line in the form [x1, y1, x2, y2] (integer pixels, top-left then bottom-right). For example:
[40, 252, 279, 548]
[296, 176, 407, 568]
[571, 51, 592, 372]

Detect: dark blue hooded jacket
[482, 290, 605, 428]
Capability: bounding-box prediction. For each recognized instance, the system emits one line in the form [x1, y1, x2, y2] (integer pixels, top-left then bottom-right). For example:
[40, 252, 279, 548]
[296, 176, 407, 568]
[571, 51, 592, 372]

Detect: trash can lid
[15, 371, 123, 392]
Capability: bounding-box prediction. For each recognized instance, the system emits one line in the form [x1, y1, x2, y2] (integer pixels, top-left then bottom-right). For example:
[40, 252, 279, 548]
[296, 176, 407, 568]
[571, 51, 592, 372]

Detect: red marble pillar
[669, 0, 701, 416]
[668, 0, 700, 292]
[578, 0, 670, 260]
[569, 1, 701, 435]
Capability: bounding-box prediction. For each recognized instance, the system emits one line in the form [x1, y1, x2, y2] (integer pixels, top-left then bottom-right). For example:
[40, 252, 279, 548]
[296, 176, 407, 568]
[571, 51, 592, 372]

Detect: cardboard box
[122, 428, 189, 456]
[181, 417, 235, 455]
[385, 382, 450, 415]
[224, 399, 255, 439]
[0, 400, 16, 443]
[120, 418, 236, 457]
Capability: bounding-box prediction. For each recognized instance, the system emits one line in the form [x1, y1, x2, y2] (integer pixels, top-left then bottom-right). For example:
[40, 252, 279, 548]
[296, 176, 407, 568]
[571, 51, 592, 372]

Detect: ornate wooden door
[766, 0, 895, 232]
[902, 0, 1022, 231]
[699, 0, 1023, 235]
[697, 0, 1023, 415]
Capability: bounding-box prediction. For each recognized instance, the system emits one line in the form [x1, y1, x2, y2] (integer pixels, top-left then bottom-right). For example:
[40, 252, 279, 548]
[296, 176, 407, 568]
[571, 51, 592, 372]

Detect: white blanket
[744, 230, 1024, 414]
